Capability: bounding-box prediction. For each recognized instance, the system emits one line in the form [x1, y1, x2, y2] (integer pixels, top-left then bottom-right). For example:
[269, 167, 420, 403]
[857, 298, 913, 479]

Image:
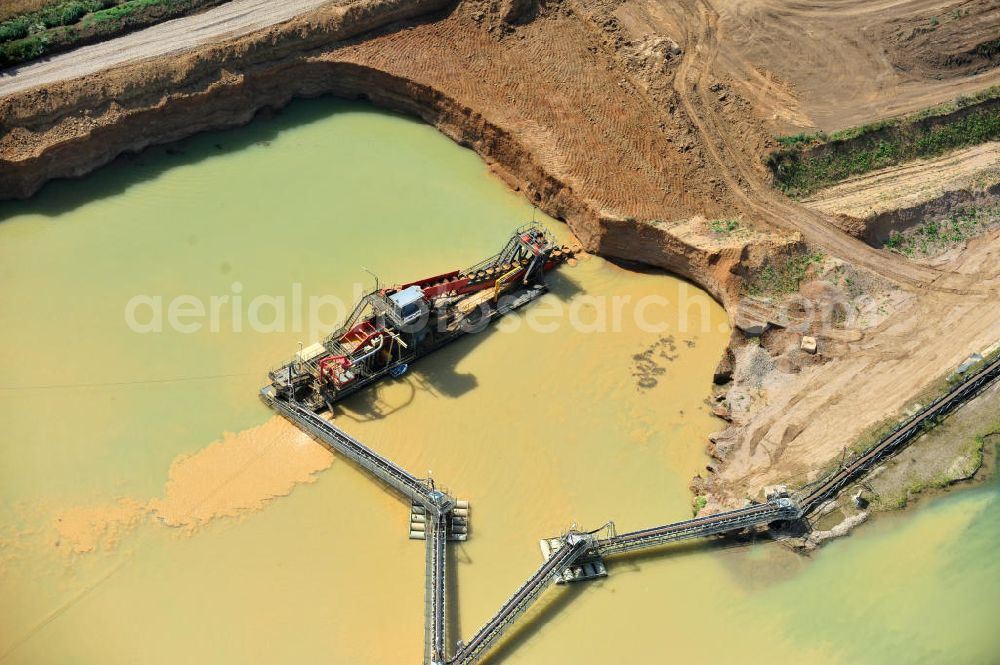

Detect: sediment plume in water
[52, 417, 332, 553]
[54, 498, 148, 554]
[148, 417, 330, 528]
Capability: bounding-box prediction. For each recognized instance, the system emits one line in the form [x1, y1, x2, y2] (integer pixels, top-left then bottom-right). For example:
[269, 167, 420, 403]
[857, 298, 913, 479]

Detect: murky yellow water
[0, 99, 997, 665]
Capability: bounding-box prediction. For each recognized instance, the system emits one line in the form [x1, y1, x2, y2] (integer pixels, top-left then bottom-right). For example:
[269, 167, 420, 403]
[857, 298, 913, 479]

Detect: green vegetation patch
[0, 0, 117, 43]
[768, 87, 1000, 198]
[884, 204, 1000, 257]
[774, 132, 827, 148]
[709, 217, 741, 235]
[878, 418, 997, 510]
[744, 251, 823, 296]
[0, 0, 224, 66]
[81, 0, 168, 25]
[976, 39, 1000, 58]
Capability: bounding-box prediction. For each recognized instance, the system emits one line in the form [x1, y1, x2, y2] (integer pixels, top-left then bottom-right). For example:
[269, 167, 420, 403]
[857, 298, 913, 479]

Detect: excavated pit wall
[0, 0, 454, 196]
[861, 183, 1000, 246]
[0, 0, 823, 517]
[0, 0, 784, 313]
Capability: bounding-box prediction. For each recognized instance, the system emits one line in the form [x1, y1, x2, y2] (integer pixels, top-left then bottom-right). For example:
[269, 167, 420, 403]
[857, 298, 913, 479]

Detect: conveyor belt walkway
[261, 386, 455, 515]
[450, 532, 592, 665]
[596, 497, 799, 556]
[796, 353, 1000, 514]
[263, 350, 1000, 665]
[425, 512, 449, 665]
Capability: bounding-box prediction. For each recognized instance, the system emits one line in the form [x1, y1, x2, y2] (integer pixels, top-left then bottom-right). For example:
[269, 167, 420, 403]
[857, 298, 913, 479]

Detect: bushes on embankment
[768, 87, 1000, 198]
[0, 0, 227, 67]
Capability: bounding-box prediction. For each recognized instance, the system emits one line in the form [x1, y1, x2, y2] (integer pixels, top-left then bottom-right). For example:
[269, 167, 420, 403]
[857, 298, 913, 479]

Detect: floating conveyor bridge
[450, 533, 593, 665]
[264, 302, 999, 665]
[594, 497, 799, 556]
[425, 511, 449, 665]
[260, 387, 455, 516]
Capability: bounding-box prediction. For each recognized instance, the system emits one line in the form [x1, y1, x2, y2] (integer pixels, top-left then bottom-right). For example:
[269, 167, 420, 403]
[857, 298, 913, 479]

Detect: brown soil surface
[0, 0, 337, 95]
[0, 0, 997, 512]
[0, 0, 50, 22]
[883, 0, 1000, 80]
[715, 0, 1000, 132]
[700, 229, 1000, 508]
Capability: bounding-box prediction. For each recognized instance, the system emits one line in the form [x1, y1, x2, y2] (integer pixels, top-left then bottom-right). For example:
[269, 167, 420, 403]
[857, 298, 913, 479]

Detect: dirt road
[710, 225, 1000, 504]
[653, 0, 957, 291]
[0, 0, 338, 98]
[715, 0, 1000, 132]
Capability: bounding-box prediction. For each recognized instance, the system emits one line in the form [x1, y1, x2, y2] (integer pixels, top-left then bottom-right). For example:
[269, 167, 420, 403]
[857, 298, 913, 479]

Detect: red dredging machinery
[267, 223, 576, 412]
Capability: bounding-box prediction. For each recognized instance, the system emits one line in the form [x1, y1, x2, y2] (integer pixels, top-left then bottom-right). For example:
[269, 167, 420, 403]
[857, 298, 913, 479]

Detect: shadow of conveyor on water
[439, 529, 591, 665]
[472, 530, 801, 665]
[336, 269, 584, 422]
[0, 97, 425, 221]
[602, 531, 771, 572]
[472, 582, 589, 665]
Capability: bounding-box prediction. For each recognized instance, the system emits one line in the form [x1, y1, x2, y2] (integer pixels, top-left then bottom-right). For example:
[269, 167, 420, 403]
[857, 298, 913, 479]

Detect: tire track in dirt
[670, 0, 985, 294]
[333, 6, 720, 222]
[716, 0, 1000, 130]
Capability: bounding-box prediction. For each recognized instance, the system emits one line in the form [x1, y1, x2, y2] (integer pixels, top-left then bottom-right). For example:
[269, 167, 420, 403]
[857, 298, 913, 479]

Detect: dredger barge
[258, 220, 1000, 665]
[266, 223, 575, 412]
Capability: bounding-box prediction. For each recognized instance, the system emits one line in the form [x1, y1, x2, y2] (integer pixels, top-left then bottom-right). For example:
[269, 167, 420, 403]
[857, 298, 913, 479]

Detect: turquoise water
[768, 467, 1000, 665]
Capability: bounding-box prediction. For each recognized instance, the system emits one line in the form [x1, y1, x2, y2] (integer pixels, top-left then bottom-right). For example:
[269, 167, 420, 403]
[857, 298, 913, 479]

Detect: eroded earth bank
[2, 0, 998, 514]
